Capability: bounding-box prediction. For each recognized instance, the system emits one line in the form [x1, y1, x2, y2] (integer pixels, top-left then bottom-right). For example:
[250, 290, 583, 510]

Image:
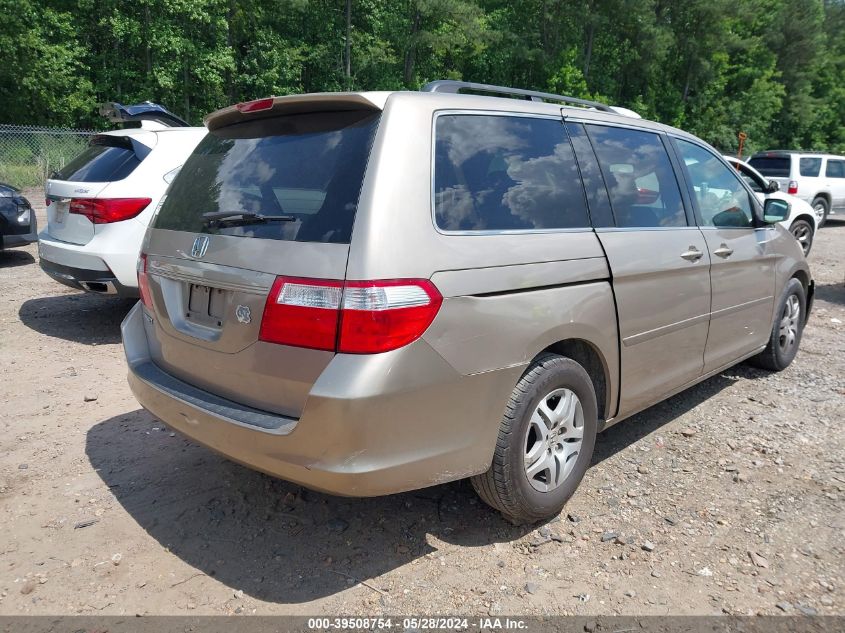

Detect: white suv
[39, 103, 205, 297]
[748, 151, 845, 227]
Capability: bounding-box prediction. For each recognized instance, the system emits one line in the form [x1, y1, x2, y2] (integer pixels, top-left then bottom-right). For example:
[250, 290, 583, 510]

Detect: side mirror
[763, 198, 790, 223]
[766, 180, 780, 193]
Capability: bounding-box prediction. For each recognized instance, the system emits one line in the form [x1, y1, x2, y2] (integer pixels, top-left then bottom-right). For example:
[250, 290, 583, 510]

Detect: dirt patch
[1, 200, 842, 616]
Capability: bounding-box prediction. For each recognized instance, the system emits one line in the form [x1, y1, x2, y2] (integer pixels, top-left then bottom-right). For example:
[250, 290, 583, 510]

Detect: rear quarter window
[54, 136, 142, 182]
[826, 159, 845, 178]
[433, 114, 589, 231]
[800, 157, 822, 177]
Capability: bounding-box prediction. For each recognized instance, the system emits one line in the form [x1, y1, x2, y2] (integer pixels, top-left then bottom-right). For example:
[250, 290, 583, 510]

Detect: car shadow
[86, 410, 534, 604]
[0, 249, 35, 268]
[86, 364, 755, 604]
[815, 281, 845, 307]
[19, 293, 135, 345]
[592, 366, 747, 465]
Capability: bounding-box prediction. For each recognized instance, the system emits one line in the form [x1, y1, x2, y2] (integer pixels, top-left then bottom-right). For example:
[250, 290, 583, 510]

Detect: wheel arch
[790, 213, 817, 231]
[812, 192, 831, 206]
[791, 267, 810, 292]
[790, 268, 814, 323]
[535, 338, 612, 422]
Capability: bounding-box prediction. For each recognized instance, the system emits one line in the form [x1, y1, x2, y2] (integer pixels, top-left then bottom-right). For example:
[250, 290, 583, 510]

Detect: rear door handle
[680, 246, 703, 262]
[713, 244, 734, 258]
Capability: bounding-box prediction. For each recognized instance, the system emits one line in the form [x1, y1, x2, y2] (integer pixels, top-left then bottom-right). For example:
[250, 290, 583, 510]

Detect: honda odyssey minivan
[122, 81, 813, 523]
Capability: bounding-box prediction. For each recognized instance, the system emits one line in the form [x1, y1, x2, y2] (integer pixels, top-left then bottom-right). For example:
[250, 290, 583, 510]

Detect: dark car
[0, 183, 37, 250]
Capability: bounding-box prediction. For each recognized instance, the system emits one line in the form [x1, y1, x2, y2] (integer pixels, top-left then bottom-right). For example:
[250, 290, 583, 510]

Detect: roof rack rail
[753, 150, 832, 156]
[420, 80, 615, 113]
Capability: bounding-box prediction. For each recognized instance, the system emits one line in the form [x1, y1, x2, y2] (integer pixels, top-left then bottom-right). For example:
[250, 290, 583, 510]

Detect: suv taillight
[69, 198, 152, 224]
[259, 277, 442, 354]
[787, 180, 798, 194]
[137, 253, 152, 308]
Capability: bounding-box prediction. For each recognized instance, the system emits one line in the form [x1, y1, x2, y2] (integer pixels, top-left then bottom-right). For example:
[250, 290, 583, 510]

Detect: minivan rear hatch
[143, 100, 382, 418]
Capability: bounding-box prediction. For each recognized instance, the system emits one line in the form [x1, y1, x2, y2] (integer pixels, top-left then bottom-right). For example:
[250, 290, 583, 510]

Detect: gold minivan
[122, 81, 813, 523]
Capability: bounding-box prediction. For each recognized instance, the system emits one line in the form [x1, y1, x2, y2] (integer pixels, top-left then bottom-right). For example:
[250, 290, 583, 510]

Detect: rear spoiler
[204, 93, 389, 131]
[88, 134, 154, 162]
[99, 102, 190, 128]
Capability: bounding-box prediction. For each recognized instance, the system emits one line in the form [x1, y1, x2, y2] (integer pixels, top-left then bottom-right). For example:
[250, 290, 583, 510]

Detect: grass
[0, 134, 91, 188]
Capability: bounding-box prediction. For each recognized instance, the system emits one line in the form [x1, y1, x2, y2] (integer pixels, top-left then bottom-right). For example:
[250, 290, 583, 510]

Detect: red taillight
[259, 277, 343, 351]
[69, 198, 152, 224]
[137, 253, 153, 308]
[339, 280, 443, 353]
[787, 181, 798, 195]
[236, 97, 275, 113]
[258, 278, 442, 354]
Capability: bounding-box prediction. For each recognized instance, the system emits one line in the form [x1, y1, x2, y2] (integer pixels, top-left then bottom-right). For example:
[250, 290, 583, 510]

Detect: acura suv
[724, 156, 818, 255]
[122, 82, 813, 523]
[38, 102, 205, 297]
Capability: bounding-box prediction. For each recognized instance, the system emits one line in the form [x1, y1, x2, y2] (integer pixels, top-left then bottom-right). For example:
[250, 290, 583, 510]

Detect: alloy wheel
[790, 222, 812, 256]
[778, 294, 800, 354]
[523, 388, 584, 493]
[813, 202, 826, 223]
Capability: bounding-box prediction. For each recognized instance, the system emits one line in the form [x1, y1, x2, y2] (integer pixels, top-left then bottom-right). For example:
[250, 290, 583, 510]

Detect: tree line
[1, 0, 843, 154]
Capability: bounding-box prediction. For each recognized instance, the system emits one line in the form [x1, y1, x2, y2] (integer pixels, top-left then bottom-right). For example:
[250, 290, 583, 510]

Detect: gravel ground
[0, 194, 843, 617]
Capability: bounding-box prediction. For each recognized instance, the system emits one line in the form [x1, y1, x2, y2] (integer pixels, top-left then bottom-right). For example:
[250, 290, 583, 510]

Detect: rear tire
[812, 197, 829, 228]
[789, 219, 814, 256]
[749, 278, 805, 371]
[472, 354, 598, 524]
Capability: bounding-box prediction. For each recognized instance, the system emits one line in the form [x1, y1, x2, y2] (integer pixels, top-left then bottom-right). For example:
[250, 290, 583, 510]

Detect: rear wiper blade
[202, 211, 295, 225]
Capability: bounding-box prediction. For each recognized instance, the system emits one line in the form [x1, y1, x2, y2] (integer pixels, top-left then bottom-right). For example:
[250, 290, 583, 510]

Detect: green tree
[0, 0, 94, 126]
[0, 0, 842, 154]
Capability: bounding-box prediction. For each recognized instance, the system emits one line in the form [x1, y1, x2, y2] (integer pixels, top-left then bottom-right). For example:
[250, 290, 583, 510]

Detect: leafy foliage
[0, 0, 842, 152]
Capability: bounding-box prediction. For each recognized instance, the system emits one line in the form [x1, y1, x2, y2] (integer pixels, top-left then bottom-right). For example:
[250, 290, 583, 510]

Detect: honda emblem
[190, 235, 210, 258]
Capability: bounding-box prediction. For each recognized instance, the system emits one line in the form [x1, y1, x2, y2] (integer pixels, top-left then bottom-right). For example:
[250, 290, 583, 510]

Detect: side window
[729, 161, 765, 193]
[675, 139, 755, 229]
[741, 173, 763, 193]
[586, 125, 686, 228]
[565, 122, 614, 227]
[433, 114, 589, 231]
[800, 157, 822, 177]
[826, 160, 845, 178]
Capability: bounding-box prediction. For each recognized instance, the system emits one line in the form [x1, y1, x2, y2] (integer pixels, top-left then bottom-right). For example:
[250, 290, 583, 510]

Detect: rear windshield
[747, 156, 790, 178]
[154, 110, 380, 244]
[54, 136, 142, 182]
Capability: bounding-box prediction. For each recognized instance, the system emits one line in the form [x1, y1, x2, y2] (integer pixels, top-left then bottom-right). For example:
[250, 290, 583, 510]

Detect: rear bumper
[39, 257, 138, 298]
[38, 231, 140, 297]
[1, 213, 37, 249]
[122, 302, 521, 496]
[2, 230, 38, 248]
[38, 224, 142, 289]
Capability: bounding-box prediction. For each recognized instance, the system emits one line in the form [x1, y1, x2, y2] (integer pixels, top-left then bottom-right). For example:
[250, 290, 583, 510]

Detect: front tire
[789, 219, 814, 256]
[472, 354, 598, 524]
[812, 197, 829, 227]
[750, 278, 806, 371]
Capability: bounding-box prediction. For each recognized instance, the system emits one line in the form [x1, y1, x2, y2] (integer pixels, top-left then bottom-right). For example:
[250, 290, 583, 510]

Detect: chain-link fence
[0, 124, 95, 189]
